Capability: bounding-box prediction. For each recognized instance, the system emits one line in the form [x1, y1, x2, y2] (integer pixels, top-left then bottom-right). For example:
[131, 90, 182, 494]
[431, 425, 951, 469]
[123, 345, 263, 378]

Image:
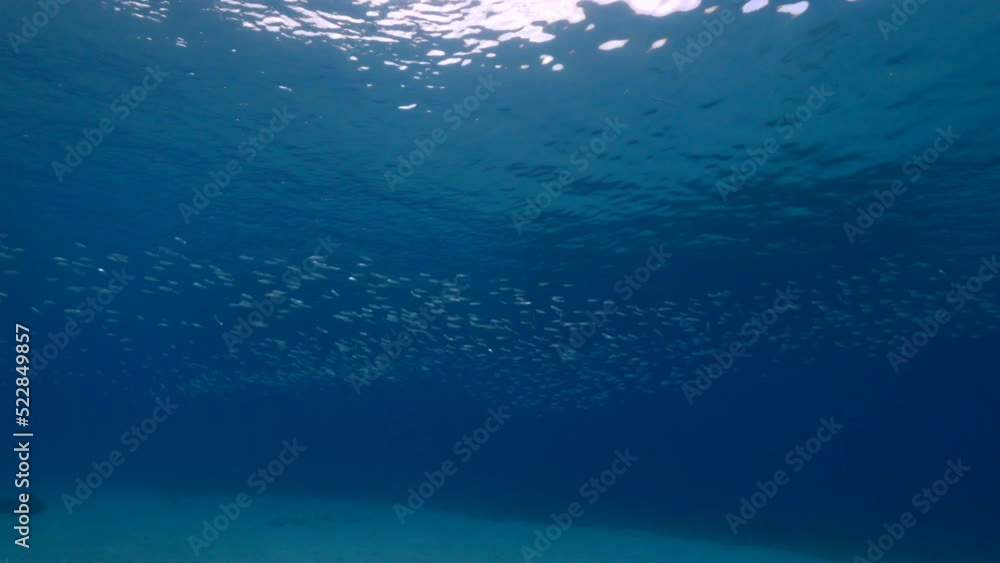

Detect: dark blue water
[2, 0, 999, 561]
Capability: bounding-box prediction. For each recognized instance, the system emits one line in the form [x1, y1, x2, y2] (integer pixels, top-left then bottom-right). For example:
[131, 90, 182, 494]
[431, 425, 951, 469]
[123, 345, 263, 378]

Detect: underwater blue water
[2, 0, 1000, 561]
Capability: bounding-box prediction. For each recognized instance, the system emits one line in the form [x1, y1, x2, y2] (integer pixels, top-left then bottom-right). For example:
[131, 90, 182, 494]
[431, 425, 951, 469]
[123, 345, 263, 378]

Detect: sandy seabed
[3, 487, 907, 563]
